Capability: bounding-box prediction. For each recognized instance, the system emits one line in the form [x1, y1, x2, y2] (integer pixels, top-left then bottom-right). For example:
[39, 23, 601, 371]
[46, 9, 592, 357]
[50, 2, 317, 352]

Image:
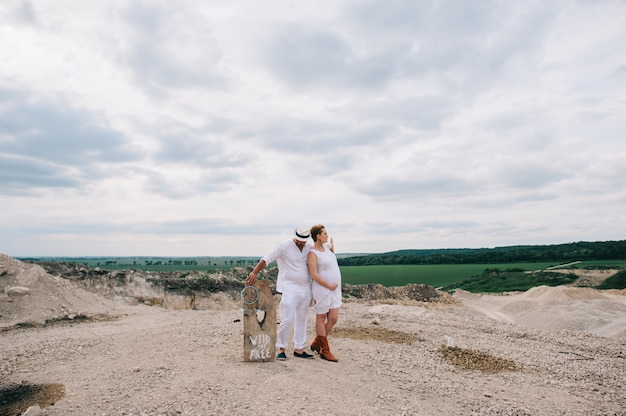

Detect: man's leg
[293, 291, 312, 351]
[276, 291, 296, 353]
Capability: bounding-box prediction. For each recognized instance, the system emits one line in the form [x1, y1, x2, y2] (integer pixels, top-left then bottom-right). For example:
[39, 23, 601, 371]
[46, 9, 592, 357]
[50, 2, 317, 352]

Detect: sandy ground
[1, 255, 626, 416]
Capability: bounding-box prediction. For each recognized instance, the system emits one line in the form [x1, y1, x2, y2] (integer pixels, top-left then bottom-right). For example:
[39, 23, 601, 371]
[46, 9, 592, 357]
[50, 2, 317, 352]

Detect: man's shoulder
[273, 240, 298, 254]
[271, 239, 292, 249]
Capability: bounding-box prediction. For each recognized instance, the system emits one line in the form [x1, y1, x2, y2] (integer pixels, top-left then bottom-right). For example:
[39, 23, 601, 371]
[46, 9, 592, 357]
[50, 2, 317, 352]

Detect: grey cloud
[478, 111, 556, 153]
[349, 0, 547, 56]
[266, 25, 395, 88]
[258, 118, 394, 153]
[139, 165, 242, 199]
[122, 3, 228, 92]
[499, 163, 568, 189]
[127, 218, 240, 234]
[144, 125, 252, 198]
[346, 0, 553, 89]
[0, 0, 37, 26]
[0, 91, 136, 165]
[610, 65, 626, 79]
[513, 192, 558, 203]
[363, 219, 481, 236]
[11, 0, 37, 25]
[260, 0, 557, 107]
[253, 119, 395, 175]
[0, 90, 140, 194]
[346, 0, 501, 49]
[129, 218, 282, 235]
[360, 95, 454, 131]
[154, 135, 251, 168]
[0, 155, 80, 195]
[418, 219, 481, 230]
[346, 0, 433, 33]
[12, 217, 277, 237]
[353, 176, 471, 200]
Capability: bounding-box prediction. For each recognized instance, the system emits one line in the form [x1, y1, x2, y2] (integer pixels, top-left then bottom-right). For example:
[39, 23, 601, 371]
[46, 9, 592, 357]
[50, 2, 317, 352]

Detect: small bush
[596, 269, 626, 290]
[442, 269, 578, 293]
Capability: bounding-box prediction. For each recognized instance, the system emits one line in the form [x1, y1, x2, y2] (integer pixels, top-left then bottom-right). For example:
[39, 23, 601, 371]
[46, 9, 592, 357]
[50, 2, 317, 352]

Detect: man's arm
[246, 259, 267, 285]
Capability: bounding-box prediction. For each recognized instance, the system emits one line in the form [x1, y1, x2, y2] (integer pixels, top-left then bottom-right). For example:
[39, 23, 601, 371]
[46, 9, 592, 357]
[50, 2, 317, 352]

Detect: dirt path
[2, 255, 625, 416]
[2, 295, 625, 416]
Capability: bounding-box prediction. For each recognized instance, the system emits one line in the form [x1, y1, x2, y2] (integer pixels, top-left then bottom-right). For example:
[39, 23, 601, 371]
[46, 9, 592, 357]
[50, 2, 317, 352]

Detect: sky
[1, 0, 625, 257]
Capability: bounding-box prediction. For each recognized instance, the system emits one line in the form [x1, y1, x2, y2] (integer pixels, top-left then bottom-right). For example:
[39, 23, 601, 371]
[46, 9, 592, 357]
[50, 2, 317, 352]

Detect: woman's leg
[316, 313, 327, 336]
[324, 308, 339, 336]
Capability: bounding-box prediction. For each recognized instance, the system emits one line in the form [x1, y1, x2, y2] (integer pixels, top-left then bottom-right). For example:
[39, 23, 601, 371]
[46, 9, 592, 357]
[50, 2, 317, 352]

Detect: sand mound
[456, 285, 626, 338]
[520, 285, 610, 300]
[0, 254, 126, 329]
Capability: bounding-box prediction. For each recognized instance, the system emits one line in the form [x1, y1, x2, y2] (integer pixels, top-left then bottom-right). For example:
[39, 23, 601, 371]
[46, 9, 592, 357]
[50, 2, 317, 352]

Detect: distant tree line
[337, 240, 626, 266]
[225, 260, 256, 266]
[144, 260, 199, 266]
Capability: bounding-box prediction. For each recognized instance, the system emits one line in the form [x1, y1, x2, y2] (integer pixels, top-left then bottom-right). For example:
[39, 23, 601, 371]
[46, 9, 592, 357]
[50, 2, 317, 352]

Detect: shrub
[596, 269, 626, 290]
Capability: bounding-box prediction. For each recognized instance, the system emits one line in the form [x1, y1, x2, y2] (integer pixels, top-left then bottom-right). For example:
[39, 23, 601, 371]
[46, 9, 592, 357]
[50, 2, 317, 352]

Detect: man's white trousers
[276, 288, 311, 350]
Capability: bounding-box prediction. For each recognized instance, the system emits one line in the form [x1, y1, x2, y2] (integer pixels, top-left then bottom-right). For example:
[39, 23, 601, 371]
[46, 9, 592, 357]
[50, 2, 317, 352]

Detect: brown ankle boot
[319, 336, 338, 362]
[311, 336, 321, 353]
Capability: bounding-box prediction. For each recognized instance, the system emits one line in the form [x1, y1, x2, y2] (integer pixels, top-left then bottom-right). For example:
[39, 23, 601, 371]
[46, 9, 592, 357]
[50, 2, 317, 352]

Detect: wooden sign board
[242, 280, 276, 362]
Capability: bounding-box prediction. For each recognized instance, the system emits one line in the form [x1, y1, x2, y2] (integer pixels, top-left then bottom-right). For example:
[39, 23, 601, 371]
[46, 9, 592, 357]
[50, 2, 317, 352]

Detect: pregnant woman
[308, 224, 342, 362]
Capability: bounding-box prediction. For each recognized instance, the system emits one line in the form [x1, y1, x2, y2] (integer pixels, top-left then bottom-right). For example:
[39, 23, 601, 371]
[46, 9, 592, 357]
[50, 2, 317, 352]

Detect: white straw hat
[294, 226, 310, 242]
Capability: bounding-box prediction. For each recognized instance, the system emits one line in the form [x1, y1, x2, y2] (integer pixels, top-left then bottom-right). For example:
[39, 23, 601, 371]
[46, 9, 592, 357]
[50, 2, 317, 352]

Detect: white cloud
[1, 0, 625, 257]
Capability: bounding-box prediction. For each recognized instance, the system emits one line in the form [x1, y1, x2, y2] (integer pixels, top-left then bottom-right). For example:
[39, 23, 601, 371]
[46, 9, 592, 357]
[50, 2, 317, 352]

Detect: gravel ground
[1, 254, 625, 416]
[2, 298, 625, 416]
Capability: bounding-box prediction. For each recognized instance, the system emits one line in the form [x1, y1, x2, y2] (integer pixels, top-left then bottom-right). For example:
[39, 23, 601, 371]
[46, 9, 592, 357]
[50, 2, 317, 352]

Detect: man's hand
[246, 260, 265, 285]
[246, 272, 258, 286]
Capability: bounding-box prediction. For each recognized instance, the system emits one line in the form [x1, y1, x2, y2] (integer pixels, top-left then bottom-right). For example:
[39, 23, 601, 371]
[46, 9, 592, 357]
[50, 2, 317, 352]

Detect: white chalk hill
[0, 254, 125, 330]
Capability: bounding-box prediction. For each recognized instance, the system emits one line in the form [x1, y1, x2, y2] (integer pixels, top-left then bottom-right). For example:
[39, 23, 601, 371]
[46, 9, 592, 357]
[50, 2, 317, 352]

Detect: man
[246, 226, 315, 360]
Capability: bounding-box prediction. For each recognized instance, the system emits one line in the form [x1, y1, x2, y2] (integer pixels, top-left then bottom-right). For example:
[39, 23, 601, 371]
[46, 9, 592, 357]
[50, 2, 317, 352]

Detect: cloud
[257, 118, 393, 153]
[122, 3, 230, 93]
[345, 0, 553, 80]
[498, 163, 568, 190]
[265, 24, 395, 89]
[357, 95, 455, 131]
[0, 216, 287, 241]
[1, 0, 625, 256]
[0, 154, 80, 195]
[0, 89, 141, 194]
[353, 175, 471, 201]
[10, 0, 36, 25]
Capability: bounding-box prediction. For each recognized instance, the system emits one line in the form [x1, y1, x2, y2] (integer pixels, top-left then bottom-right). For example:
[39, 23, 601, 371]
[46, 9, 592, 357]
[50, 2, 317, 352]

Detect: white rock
[443, 334, 456, 348]
[21, 405, 42, 416]
[4, 286, 30, 296]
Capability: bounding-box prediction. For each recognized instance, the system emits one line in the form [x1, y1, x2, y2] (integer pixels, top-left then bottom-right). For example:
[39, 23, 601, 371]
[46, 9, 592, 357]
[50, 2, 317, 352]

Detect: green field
[22, 256, 260, 271]
[339, 260, 626, 288]
[22, 257, 625, 289]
